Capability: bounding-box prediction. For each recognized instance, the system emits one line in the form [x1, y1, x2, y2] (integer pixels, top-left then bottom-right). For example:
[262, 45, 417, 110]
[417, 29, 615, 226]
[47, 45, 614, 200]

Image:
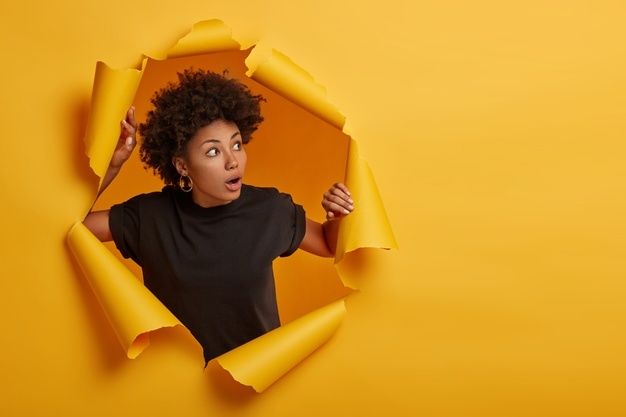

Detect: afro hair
[138, 68, 265, 185]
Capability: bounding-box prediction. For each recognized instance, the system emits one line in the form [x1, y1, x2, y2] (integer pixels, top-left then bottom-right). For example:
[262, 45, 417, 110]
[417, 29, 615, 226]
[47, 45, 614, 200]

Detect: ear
[172, 155, 188, 177]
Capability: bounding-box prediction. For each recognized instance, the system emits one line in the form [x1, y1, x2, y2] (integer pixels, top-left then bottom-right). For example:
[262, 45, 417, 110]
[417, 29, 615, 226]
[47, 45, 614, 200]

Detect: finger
[112, 137, 135, 166]
[326, 211, 335, 220]
[334, 182, 351, 197]
[324, 192, 354, 212]
[324, 193, 353, 212]
[329, 186, 353, 204]
[118, 120, 129, 143]
[121, 118, 134, 132]
[121, 119, 136, 137]
[114, 137, 134, 156]
[323, 201, 351, 216]
[124, 136, 135, 150]
[126, 105, 138, 128]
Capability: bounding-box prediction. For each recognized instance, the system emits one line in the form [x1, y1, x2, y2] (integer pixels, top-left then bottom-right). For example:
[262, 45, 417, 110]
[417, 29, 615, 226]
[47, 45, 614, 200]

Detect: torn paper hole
[68, 19, 396, 392]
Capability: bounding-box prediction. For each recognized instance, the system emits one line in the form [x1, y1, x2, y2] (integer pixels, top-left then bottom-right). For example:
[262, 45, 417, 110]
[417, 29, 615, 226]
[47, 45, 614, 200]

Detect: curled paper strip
[336, 139, 398, 265]
[67, 222, 181, 358]
[216, 299, 346, 392]
[85, 61, 145, 186]
[248, 49, 345, 129]
[69, 19, 395, 392]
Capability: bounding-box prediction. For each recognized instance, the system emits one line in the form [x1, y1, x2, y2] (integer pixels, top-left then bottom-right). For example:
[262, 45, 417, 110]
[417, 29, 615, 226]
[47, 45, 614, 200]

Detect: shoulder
[242, 185, 305, 226]
[243, 184, 296, 207]
[111, 186, 176, 212]
[243, 184, 281, 197]
[136, 186, 177, 202]
[243, 184, 294, 199]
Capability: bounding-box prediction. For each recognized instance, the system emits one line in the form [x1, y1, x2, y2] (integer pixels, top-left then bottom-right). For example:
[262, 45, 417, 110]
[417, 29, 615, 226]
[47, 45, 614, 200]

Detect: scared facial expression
[173, 119, 247, 208]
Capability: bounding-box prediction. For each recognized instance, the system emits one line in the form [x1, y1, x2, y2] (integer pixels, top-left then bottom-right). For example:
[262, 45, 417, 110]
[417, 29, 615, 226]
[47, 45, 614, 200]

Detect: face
[173, 119, 247, 208]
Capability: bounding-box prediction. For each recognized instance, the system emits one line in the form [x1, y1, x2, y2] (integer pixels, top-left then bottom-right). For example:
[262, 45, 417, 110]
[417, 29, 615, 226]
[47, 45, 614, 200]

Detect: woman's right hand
[110, 106, 138, 169]
[96, 106, 138, 197]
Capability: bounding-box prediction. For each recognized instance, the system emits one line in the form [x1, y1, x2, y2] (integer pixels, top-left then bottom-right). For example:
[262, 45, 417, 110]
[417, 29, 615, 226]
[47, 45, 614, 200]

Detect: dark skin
[83, 107, 354, 257]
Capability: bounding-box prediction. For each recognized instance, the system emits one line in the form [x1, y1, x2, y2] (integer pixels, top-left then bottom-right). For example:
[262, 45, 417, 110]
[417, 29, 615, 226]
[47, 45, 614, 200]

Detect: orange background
[93, 49, 352, 324]
[1, 1, 626, 416]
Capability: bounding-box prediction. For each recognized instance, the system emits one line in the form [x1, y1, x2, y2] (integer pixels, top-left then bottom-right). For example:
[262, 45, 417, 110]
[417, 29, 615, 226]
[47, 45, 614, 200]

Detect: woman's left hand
[322, 182, 354, 221]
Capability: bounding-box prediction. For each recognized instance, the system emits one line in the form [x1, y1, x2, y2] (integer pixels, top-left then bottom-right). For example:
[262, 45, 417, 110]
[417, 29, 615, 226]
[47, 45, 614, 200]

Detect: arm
[83, 210, 113, 241]
[299, 183, 354, 257]
[82, 106, 137, 241]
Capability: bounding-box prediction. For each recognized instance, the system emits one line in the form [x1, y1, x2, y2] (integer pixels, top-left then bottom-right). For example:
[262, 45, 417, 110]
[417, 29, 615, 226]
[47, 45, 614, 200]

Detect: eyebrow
[201, 131, 241, 145]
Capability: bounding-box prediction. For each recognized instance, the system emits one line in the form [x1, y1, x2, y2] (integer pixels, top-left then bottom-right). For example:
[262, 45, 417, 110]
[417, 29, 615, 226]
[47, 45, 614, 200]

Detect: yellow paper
[216, 299, 346, 392]
[67, 222, 181, 358]
[84, 61, 145, 186]
[335, 138, 398, 266]
[68, 19, 395, 390]
[246, 49, 396, 268]
[248, 49, 345, 129]
[154, 19, 240, 60]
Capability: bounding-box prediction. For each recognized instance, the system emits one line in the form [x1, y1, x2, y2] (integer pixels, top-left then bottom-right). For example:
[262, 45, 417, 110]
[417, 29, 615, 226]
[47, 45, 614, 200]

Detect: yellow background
[1, 0, 625, 415]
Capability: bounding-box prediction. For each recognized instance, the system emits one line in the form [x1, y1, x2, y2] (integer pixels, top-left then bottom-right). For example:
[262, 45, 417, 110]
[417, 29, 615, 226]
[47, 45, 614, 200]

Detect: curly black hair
[138, 68, 265, 185]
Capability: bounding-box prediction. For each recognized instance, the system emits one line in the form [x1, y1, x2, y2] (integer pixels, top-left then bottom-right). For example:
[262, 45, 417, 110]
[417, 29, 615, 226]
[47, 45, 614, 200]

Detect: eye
[233, 141, 242, 151]
[207, 147, 219, 157]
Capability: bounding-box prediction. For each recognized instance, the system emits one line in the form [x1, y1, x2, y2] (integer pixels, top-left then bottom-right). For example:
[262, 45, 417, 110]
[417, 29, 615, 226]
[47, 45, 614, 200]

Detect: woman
[83, 69, 354, 363]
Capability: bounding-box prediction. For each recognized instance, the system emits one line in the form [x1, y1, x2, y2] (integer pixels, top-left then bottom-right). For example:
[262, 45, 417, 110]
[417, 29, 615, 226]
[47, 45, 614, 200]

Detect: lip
[225, 175, 242, 192]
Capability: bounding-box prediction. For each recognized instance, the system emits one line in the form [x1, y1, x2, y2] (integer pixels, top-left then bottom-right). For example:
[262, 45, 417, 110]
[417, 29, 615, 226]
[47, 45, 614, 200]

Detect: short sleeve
[277, 192, 306, 257]
[109, 196, 142, 263]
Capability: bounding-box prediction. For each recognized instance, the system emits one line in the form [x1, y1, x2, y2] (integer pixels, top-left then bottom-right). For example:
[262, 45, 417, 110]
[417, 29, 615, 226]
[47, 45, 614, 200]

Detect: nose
[226, 152, 239, 170]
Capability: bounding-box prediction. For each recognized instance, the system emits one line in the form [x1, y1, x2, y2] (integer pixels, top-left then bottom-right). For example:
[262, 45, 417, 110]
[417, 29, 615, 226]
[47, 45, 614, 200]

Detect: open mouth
[225, 176, 242, 191]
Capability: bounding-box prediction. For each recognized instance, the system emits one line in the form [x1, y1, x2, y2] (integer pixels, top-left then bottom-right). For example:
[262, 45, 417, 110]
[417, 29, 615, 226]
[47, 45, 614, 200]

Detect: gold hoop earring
[179, 175, 193, 192]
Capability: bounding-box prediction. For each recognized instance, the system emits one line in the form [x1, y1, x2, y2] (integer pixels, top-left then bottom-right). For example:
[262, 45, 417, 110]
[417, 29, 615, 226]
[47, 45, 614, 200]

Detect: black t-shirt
[108, 184, 306, 363]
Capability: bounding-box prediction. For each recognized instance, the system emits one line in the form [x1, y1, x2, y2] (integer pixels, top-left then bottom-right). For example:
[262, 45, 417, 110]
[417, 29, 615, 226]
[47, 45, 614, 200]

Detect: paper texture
[151, 20, 240, 60]
[335, 139, 398, 265]
[67, 222, 181, 358]
[216, 299, 346, 392]
[248, 49, 345, 129]
[69, 19, 395, 392]
[85, 61, 145, 186]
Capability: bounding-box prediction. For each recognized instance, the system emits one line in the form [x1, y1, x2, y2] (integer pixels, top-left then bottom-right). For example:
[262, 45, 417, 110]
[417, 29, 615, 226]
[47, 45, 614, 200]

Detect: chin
[224, 189, 241, 201]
